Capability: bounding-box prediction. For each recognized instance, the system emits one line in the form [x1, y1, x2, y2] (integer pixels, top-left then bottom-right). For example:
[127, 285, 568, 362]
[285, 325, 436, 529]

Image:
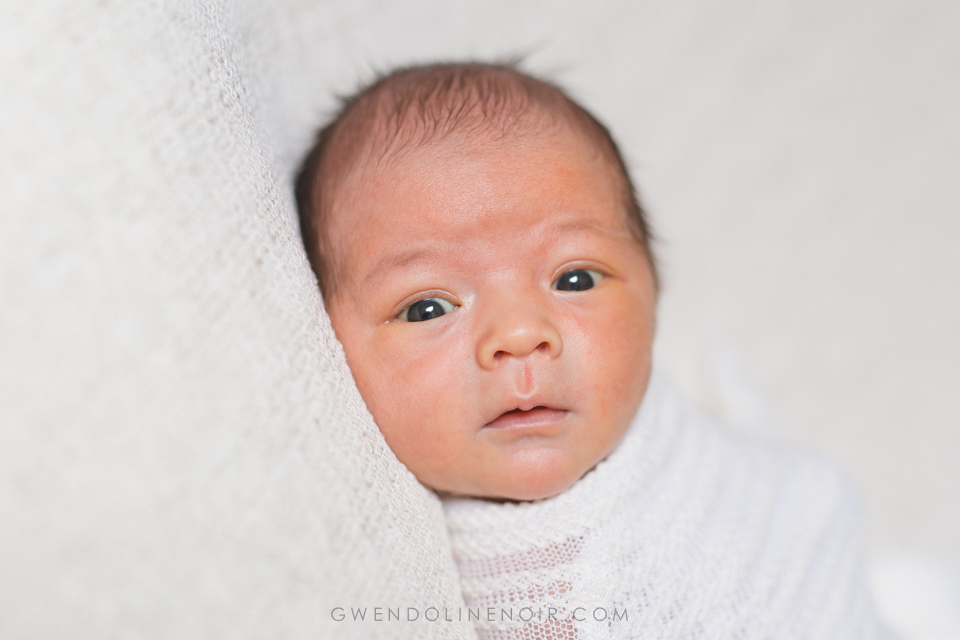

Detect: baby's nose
[475, 297, 562, 370]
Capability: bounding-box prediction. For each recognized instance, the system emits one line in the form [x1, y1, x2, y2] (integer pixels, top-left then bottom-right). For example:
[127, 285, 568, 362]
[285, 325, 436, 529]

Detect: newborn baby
[297, 63, 888, 639]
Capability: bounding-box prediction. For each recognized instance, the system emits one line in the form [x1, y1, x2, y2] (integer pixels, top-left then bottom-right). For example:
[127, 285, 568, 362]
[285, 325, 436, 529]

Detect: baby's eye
[552, 269, 603, 292]
[398, 297, 457, 322]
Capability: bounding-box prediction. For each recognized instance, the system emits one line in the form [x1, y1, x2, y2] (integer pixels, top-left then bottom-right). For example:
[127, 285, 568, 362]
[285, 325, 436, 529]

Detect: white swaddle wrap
[443, 374, 888, 639]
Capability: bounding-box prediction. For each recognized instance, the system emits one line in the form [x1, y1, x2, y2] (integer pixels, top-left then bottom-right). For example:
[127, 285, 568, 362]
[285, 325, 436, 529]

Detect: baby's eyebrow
[551, 219, 630, 240]
[362, 248, 431, 287]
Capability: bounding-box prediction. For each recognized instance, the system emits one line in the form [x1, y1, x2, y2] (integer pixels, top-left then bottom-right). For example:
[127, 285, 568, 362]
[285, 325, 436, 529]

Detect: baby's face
[325, 127, 656, 500]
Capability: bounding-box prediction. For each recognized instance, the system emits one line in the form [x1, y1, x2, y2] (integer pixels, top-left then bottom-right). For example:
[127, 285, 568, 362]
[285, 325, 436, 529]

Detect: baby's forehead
[336, 135, 633, 274]
[343, 124, 619, 211]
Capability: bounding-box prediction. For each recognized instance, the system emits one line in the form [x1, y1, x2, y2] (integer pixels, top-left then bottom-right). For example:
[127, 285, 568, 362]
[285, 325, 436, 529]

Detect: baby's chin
[432, 448, 593, 502]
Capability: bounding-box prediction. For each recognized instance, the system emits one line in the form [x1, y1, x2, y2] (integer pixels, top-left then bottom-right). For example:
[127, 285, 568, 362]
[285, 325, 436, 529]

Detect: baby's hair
[295, 61, 657, 300]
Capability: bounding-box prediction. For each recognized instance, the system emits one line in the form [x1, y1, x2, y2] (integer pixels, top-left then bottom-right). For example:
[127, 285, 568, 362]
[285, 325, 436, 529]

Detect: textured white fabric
[444, 374, 889, 639]
[0, 2, 471, 638]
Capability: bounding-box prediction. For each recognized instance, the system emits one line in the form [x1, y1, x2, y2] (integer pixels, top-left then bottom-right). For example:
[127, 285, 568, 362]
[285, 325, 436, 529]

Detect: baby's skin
[326, 124, 657, 501]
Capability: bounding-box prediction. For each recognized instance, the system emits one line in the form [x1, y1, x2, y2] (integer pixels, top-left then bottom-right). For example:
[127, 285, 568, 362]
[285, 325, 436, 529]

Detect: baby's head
[297, 63, 657, 501]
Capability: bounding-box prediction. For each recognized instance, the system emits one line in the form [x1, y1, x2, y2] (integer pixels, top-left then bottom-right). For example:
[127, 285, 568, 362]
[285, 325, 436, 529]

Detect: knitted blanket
[443, 374, 889, 639]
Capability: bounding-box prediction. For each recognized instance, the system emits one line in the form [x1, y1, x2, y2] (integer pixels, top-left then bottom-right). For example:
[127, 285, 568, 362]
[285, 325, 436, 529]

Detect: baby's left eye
[552, 269, 603, 292]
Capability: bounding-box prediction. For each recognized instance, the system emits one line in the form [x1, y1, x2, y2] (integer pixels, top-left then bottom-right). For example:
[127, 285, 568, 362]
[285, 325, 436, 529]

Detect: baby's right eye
[397, 297, 457, 323]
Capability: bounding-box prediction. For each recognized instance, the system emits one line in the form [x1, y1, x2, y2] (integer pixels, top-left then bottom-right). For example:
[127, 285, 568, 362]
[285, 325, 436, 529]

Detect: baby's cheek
[367, 333, 477, 486]
[370, 333, 450, 405]
[577, 297, 652, 436]
[374, 400, 465, 490]
[581, 306, 646, 370]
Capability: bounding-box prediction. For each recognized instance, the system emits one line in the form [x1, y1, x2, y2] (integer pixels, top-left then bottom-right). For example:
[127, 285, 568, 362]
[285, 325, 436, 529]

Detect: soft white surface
[870, 552, 960, 640]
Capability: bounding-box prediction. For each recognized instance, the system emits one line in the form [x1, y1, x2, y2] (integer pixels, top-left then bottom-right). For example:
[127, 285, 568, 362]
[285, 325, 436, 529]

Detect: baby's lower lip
[484, 407, 569, 430]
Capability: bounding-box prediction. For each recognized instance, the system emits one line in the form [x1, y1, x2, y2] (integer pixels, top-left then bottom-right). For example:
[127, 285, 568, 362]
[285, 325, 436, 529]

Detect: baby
[297, 63, 888, 638]
[297, 63, 655, 502]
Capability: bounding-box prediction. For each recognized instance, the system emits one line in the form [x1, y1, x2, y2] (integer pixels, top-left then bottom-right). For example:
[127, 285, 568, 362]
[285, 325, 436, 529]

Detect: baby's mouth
[484, 406, 569, 430]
